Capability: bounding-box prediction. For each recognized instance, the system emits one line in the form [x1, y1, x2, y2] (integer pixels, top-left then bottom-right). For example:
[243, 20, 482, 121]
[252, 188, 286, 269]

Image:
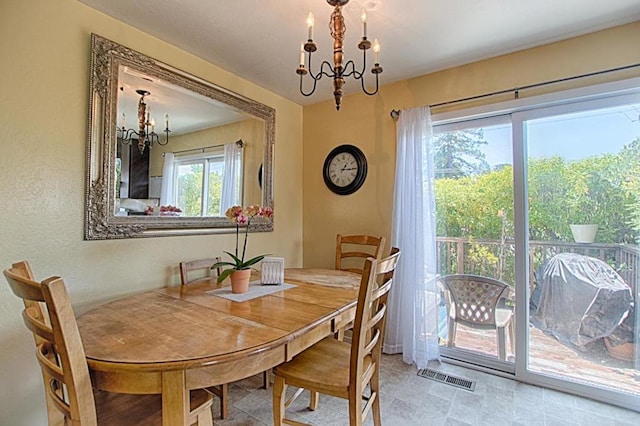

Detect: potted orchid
[212, 205, 274, 293]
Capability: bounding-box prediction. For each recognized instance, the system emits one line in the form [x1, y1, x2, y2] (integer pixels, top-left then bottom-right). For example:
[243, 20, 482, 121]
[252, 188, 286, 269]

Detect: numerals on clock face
[328, 152, 358, 187]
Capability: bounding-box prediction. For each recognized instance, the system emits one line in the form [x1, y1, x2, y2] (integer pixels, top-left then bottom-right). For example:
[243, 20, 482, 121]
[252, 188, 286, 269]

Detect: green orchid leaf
[211, 261, 236, 270]
[223, 251, 243, 267]
[216, 268, 235, 284]
[243, 255, 266, 268]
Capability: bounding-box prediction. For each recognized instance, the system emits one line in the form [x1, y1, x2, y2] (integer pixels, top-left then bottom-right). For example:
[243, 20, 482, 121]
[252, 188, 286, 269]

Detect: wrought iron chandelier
[297, 0, 382, 110]
[117, 89, 170, 155]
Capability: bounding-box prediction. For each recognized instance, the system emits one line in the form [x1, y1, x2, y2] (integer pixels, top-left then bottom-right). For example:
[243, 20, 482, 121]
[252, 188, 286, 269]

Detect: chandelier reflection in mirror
[117, 89, 170, 155]
[297, 0, 382, 111]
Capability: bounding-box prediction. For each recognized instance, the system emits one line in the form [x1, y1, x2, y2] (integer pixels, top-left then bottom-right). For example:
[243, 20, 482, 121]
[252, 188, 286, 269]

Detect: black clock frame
[322, 144, 368, 195]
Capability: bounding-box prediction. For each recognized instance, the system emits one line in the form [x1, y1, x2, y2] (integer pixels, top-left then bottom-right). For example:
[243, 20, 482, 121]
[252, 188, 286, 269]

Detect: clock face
[323, 145, 367, 195]
[328, 152, 358, 187]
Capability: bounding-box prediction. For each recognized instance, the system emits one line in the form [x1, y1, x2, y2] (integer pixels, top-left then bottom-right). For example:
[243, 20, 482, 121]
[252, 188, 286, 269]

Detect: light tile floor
[214, 354, 640, 425]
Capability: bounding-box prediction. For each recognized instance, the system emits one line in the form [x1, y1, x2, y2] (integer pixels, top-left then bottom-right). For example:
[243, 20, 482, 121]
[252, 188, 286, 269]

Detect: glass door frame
[432, 76, 640, 412]
[433, 114, 516, 375]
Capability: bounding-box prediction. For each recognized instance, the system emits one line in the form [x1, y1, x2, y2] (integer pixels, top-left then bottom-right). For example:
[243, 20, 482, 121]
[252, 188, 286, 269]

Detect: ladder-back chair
[272, 247, 401, 426]
[4, 263, 214, 426]
[179, 257, 269, 418]
[335, 234, 386, 275]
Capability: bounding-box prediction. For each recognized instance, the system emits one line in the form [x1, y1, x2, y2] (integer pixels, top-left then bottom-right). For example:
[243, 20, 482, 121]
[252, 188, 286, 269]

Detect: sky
[480, 103, 640, 166]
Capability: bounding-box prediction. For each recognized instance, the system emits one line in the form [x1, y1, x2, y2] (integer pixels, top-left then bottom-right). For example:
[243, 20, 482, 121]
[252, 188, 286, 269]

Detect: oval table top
[76, 268, 361, 426]
[77, 268, 361, 368]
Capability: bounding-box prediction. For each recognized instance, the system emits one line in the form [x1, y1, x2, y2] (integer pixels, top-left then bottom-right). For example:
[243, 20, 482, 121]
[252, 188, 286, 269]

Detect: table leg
[162, 370, 189, 426]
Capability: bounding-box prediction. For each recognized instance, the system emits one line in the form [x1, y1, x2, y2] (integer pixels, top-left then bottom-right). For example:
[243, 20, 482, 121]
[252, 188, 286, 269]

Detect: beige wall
[1, 0, 638, 423]
[0, 1, 302, 424]
[302, 21, 640, 269]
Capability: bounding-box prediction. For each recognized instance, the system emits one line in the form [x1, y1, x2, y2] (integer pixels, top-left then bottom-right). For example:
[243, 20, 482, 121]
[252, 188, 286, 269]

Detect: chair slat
[23, 306, 55, 343]
[35, 343, 65, 383]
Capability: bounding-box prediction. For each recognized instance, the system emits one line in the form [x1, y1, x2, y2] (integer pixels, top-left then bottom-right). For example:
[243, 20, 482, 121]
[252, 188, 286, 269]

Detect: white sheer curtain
[159, 152, 175, 206]
[383, 106, 440, 368]
[220, 142, 242, 211]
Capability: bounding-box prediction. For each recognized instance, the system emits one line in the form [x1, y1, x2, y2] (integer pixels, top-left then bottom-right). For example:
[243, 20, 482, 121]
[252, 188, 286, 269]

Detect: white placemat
[205, 281, 297, 302]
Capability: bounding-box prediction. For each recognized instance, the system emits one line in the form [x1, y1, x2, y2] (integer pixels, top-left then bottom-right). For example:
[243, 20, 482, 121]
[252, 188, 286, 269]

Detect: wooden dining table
[76, 268, 361, 426]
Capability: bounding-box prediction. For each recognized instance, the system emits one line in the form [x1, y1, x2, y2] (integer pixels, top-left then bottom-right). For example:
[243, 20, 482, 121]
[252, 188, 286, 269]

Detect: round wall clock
[323, 144, 368, 195]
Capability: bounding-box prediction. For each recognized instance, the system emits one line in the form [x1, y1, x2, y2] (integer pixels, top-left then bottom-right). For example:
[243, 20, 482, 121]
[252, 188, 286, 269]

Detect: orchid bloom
[225, 205, 244, 222]
[213, 205, 275, 283]
[237, 214, 249, 226]
[260, 206, 274, 218]
[245, 204, 261, 217]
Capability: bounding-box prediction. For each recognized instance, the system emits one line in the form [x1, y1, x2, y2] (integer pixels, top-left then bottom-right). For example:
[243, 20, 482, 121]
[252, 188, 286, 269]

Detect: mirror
[85, 34, 275, 239]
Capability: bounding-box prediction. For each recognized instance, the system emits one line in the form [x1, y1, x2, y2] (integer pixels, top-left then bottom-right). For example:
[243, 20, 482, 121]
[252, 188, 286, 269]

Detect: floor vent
[417, 368, 476, 391]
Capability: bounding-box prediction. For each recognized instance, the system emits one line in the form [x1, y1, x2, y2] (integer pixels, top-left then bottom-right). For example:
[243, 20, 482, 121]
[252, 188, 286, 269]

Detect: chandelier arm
[341, 60, 362, 79]
[359, 70, 380, 96]
[299, 71, 320, 97]
[300, 59, 338, 96]
[318, 60, 337, 79]
[156, 129, 170, 146]
[120, 128, 141, 144]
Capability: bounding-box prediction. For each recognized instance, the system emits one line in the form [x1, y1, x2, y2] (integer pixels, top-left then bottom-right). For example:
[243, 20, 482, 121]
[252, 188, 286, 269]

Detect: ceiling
[78, 0, 640, 106]
[118, 67, 247, 136]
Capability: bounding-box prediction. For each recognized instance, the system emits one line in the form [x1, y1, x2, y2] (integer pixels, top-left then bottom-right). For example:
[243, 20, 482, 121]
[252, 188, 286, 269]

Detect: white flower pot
[569, 224, 598, 243]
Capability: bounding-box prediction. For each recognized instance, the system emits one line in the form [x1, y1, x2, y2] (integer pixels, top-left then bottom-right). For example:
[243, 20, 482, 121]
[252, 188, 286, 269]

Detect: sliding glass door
[518, 98, 639, 405]
[433, 80, 640, 410]
[434, 117, 516, 372]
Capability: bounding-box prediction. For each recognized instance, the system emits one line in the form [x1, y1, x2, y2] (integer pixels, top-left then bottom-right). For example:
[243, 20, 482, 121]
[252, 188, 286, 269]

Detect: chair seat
[95, 388, 213, 426]
[273, 337, 372, 399]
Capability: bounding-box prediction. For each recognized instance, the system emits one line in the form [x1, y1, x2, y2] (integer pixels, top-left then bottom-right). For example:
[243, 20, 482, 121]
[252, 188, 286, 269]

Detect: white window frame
[172, 150, 226, 216]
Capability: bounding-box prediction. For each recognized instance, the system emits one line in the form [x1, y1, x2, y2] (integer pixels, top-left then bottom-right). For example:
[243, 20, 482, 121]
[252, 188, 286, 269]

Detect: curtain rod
[163, 139, 243, 156]
[389, 62, 640, 119]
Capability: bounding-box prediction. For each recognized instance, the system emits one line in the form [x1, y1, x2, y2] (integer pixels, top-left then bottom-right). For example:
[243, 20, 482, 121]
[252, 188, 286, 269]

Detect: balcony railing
[436, 237, 639, 296]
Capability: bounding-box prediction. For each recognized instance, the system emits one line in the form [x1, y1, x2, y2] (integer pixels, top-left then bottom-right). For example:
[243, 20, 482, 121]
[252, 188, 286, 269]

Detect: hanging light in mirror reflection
[117, 89, 170, 154]
[296, 0, 383, 111]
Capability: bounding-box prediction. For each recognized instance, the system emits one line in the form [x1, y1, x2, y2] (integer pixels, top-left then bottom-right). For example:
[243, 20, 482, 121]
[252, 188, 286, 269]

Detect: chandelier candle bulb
[150, 118, 155, 132]
[300, 44, 305, 66]
[373, 39, 380, 63]
[361, 10, 367, 39]
[165, 113, 169, 129]
[306, 12, 314, 40]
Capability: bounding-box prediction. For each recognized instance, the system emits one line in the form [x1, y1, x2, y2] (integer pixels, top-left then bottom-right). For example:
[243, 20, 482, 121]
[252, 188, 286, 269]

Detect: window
[168, 145, 242, 216]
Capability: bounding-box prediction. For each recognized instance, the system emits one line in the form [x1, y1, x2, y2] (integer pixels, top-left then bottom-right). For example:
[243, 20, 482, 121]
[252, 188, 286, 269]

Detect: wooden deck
[449, 323, 639, 395]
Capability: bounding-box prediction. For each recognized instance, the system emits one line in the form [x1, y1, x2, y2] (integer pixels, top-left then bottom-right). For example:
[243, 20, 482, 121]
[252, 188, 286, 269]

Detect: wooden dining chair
[272, 247, 401, 426]
[4, 263, 214, 426]
[179, 257, 269, 418]
[335, 234, 386, 275]
[6, 261, 67, 426]
[334, 234, 386, 340]
[179, 257, 230, 418]
[179, 257, 222, 286]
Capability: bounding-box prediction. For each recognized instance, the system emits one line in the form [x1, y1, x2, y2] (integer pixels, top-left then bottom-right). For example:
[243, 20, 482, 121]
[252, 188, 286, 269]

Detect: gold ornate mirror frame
[85, 34, 275, 240]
